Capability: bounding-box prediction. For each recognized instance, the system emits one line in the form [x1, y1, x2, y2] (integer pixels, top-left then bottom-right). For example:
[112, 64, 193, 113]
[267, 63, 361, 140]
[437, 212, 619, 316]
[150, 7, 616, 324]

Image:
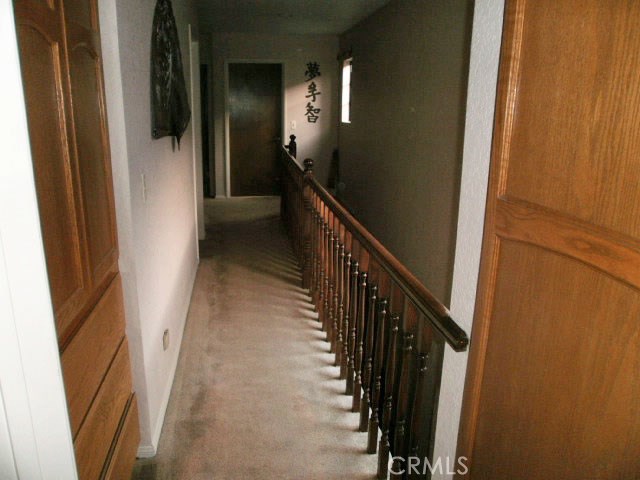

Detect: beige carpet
[132, 197, 378, 479]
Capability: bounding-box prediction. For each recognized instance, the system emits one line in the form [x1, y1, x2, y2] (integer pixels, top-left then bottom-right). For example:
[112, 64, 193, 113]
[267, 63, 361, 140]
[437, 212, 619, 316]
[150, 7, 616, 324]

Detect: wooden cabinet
[14, 0, 139, 478]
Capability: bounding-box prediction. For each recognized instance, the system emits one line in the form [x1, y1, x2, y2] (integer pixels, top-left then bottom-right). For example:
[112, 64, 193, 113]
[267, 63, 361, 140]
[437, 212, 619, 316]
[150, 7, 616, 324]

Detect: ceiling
[194, 0, 392, 35]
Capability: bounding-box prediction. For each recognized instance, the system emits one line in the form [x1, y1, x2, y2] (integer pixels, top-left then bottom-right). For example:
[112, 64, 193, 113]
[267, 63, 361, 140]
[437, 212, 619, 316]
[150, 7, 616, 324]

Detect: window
[341, 58, 352, 123]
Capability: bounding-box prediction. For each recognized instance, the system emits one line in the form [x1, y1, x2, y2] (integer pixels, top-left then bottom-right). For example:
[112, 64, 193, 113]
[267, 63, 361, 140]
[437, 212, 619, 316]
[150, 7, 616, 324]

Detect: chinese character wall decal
[304, 62, 321, 123]
[306, 82, 321, 102]
[305, 103, 321, 123]
[305, 62, 321, 81]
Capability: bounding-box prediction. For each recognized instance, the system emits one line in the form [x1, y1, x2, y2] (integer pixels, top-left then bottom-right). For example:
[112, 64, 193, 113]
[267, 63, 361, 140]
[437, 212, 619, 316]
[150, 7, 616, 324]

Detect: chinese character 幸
[306, 82, 321, 102]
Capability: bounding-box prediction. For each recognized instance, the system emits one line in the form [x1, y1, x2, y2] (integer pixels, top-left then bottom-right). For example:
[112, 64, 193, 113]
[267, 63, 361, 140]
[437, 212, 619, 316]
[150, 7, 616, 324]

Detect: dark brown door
[229, 63, 282, 196]
[14, 0, 139, 478]
[458, 1, 640, 479]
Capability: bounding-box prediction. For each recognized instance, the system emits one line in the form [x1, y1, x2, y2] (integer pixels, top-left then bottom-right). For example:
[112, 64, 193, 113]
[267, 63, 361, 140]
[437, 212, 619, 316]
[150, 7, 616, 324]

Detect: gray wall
[338, 0, 473, 304]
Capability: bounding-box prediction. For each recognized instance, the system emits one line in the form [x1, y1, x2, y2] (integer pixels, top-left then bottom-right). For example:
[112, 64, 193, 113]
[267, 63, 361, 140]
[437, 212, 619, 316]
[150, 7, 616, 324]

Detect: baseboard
[136, 259, 199, 458]
[136, 445, 156, 458]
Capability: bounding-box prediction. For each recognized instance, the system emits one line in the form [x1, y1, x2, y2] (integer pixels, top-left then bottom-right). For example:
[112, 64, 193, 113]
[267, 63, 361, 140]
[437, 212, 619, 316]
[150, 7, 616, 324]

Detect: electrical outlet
[163, 329, 169, 351]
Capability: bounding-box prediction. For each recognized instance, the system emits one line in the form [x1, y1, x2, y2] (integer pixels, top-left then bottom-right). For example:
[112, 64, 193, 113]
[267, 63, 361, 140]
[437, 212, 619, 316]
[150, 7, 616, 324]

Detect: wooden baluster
[390, 332, 414, 480]
[331, 231, 340, 354]
[314, 203, 323, 311]
[302, 159, 313, 290]
[407, 339, 444, 480]
[352, 270, 367, 411]
[298, 174, 303, 263]
[377, 314, 400, 479]
[359, 283, 378, 431]
[323, 208, 330, 329]
[335, 242, 345, 368]
[325, 219, 333, 338]
[407, 353, 429, 480]
[340, 251, 351, 380]
[317, 215, 327, 324]
[322, 216, 330, 332]
[368, 298, 388, 453]
[346, 261, 359, 395]
[310, 203, 317, 300]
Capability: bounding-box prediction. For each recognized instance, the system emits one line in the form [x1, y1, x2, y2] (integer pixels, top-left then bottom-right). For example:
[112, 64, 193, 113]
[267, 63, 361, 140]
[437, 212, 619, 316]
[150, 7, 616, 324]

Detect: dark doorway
[200, 64, 214, 197]
[229, 63, 282, 196]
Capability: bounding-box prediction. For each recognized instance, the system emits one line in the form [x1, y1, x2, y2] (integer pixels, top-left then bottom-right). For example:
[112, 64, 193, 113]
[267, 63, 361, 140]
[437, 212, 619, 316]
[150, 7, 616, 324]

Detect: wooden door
[458, 2, 640, 478]
[14, 0, 139, 478]
[229, 63, 282, 196]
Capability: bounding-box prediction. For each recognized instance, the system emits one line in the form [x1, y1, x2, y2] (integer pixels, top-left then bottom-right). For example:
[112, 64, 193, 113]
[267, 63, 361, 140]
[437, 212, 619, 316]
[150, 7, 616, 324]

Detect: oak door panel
[471, 241, 640, 478]
[504, 1, 640, 239]
[15, 1, 90, 339]
[458, 1, 640, 478]
[63, 0, 94, 29]
[66, 15, 118, 291]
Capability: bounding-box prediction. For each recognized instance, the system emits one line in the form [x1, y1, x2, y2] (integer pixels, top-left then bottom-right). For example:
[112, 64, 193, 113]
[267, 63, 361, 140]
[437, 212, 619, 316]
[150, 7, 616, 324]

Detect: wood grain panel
[61, 275, 125, 437]
[63, 0, 95, 29]
[66, 23, 118, 290]
[229, 63, 282, 196]
[15, 2, 90, 340]
[458, 1, 640, 478]
[15, 1, 138, 478]
[504, 0, 640, 239]
[472, 241, 640, 479]
[102, 396, 139, 480]
[496, 198, 640, 290]
[74, 340, 132, 480]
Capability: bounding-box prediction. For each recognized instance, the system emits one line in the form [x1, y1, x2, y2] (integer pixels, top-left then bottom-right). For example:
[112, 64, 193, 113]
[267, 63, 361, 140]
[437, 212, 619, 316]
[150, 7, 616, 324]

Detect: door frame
[223, 59, 285, 197]
[188, 25, 205, 243]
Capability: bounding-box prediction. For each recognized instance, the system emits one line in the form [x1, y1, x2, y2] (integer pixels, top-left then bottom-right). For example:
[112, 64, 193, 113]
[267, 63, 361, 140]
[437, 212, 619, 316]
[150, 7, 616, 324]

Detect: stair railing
[280, 146, 469, 479]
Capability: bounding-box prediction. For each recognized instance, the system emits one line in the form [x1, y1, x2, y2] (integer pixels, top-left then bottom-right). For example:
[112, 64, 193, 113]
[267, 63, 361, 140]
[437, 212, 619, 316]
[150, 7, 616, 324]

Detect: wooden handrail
[280, 146, 469, 352]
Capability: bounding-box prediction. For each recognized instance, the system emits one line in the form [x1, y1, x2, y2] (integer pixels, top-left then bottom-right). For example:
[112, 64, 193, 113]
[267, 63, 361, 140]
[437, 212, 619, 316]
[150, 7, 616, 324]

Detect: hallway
[133, 197, 378, 479]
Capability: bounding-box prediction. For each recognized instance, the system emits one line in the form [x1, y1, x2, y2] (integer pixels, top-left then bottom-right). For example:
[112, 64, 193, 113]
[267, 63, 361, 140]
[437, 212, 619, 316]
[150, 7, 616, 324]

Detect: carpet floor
[131, 196, 378, 479]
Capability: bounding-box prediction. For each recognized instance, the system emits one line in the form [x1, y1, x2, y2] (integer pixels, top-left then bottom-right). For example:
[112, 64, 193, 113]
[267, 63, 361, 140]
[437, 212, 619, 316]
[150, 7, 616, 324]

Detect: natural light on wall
[341, 58, 352, 123]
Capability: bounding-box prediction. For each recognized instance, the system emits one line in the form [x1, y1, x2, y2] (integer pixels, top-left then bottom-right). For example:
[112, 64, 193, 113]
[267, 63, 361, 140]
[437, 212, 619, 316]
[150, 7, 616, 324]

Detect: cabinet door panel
[15, 2, 89, 339]
[67, 26, 118, 289]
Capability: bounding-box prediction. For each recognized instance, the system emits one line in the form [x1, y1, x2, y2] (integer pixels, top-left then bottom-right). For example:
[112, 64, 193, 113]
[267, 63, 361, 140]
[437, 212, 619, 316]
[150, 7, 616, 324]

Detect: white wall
[100, 0, 200, 456]
[0, 1, 78, 477]
[432, 1, 505, 477]
[211, 33, 339, 194]
[338, 0, 473, 304]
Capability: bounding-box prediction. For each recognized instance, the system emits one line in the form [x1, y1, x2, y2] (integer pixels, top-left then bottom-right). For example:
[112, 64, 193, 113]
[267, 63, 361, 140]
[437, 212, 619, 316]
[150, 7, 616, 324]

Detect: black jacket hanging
[151, 0, 191, 147]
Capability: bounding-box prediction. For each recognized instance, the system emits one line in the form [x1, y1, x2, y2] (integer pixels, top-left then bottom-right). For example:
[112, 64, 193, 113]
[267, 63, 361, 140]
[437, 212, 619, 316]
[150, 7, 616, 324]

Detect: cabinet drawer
[102, 395, 140, 480]
[74, 339, 132, 480]
[61, 274, 125, 437]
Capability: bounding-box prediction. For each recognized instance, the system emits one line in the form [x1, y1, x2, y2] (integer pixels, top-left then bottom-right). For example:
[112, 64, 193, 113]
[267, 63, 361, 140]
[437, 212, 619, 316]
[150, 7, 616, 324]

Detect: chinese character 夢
[305, 62, 321, 81]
